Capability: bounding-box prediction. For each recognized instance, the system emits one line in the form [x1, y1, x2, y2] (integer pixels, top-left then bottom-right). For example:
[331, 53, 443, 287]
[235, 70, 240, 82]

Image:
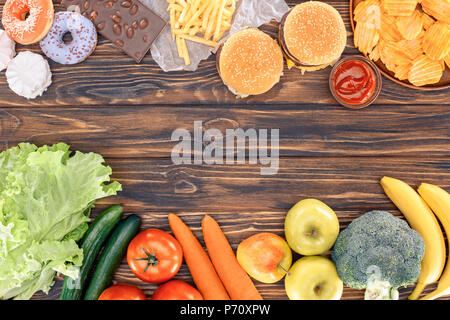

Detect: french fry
[180, 37, 190, 65]
[202, 2, 214, 30]
[178, 4, 189, 23]
[214, 0, 228, 41]
[183, 1, 208, 32]
[178, 34, 218, 47]
[176, 35, 184, 58]
[168, 3, 184, 11]
[205, 1, 220, 40]
[178, 0, 187, 8]
[167, 0, 237, 65]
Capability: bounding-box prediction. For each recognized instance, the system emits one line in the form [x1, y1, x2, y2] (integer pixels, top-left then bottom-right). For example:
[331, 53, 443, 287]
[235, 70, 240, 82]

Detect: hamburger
[279, 1, 347, 72]
[217, 28, 284, 98]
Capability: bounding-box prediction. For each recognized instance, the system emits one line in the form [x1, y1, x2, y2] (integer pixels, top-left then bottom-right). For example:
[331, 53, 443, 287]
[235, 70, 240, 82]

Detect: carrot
[202, 215, 263, 300]
[168, 213, 230, 300]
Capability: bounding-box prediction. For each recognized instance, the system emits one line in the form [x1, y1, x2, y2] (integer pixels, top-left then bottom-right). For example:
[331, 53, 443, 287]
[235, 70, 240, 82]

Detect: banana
[418, 183, 450, 300]
[380, 176, 446, 300]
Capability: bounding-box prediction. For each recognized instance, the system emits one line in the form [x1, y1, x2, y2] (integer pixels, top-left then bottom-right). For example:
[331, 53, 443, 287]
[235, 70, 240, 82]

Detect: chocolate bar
[62, 0, 167, 62]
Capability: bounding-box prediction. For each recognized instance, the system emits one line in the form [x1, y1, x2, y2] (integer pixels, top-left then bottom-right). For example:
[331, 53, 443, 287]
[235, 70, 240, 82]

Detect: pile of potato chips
[354, 0, 450, 86]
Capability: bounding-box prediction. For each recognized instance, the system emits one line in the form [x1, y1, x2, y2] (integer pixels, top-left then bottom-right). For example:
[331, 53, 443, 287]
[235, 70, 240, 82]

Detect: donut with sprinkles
[39, 11, 98, 65]
[2, 0, 54, 45]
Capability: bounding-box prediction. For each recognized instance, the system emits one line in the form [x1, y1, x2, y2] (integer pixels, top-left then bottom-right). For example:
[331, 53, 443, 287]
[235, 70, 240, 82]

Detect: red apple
[236, 233, 292, 283]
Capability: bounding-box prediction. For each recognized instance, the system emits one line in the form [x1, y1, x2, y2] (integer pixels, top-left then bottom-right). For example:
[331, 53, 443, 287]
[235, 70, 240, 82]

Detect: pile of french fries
[166, 0, 238, 65]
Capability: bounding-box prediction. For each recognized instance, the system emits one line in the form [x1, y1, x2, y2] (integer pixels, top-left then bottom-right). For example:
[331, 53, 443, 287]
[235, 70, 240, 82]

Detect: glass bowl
[329, 55, 382, 109]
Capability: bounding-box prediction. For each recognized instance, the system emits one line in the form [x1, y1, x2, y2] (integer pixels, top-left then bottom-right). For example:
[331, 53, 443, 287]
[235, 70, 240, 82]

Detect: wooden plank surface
[0, 104, 448, 157]
[0, 0, 448, 301]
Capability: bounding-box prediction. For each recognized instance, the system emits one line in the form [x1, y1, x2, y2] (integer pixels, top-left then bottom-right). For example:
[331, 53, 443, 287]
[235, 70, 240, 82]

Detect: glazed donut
[39, 11, 98, 65]
[2, 0, 54, 45]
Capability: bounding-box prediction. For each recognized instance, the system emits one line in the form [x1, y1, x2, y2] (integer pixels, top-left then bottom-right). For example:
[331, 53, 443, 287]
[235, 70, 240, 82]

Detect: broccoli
[331, 210, 425, 300]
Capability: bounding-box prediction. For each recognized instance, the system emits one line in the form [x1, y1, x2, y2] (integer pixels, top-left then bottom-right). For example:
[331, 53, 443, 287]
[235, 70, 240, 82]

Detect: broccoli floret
[331, 210, 425, 300]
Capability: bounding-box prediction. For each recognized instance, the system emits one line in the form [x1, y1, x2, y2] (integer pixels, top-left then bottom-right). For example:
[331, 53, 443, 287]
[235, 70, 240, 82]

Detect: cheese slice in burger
[279, 1, 347, 71]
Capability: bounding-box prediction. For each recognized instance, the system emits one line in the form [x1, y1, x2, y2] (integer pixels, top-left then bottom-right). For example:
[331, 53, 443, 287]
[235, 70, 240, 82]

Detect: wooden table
[1, 0, 448, 300]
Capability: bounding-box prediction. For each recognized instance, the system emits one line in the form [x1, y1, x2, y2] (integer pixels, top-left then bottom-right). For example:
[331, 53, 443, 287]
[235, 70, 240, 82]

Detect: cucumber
[60, 205, 123, 300]
[83, 215, 141, 300]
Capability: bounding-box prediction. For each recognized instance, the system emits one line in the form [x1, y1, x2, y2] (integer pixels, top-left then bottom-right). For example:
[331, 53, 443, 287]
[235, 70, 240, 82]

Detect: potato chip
[381, 41, 413, 66]
[354, 0, 449, 86]
[421, 12, 435, 30]
[379, 41, 398, 72]
[408, 55, 443, 86]
[421, 0, 450, 24]
[396, 10, 423, 40]
[380, 13, 403, 42]
[369, 45, 381, 61]
[382, 0, 418, 17]
[397, 39, 423, 60]
[354, 21, 380, 55]
[445, 53, 450, 68]
[380, 54, 396, 72]
[422, 21, 450, 60]
[394, 63, 412, 80]
[354, 0, 382, 27]
[416, 29, 426, 40]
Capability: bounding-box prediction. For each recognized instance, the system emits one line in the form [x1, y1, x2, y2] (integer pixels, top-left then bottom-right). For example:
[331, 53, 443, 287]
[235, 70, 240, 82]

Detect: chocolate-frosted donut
[40, 11, 97, 65]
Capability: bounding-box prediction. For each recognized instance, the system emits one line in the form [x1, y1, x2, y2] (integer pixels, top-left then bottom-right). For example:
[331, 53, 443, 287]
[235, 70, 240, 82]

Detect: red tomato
[152, 280, 203, 300]
[98, 284, 146, 300]
[127, 229, 183, 284]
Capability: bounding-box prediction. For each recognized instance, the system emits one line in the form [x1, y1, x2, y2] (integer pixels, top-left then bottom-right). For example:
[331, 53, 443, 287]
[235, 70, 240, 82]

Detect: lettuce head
[0, 143, 121, 299]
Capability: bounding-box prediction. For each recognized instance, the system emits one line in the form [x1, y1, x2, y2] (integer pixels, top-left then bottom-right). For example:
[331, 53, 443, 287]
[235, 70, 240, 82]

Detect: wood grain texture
[0, 105, 448, 157]
[0, 0, 448, 301]
[0, 1, 448, 107]
[98, 157, 450, 212]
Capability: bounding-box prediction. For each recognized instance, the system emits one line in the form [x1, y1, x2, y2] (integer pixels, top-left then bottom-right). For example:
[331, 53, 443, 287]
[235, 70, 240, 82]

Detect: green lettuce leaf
[0, 143, 121, 300]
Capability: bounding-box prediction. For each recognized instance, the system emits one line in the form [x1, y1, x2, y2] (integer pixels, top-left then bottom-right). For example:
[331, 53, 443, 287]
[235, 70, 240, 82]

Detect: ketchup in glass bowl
[329, 56, 382, 109]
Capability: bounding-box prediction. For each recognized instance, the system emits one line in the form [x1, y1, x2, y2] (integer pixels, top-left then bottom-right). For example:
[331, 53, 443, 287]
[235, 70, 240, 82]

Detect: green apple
[285, 256, 343, 300]
[284, 199, 339, 255]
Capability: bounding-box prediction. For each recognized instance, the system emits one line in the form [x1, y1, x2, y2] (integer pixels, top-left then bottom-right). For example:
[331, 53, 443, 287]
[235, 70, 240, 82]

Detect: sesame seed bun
[217, 28, 284, 98]
[280, 1, 347, 67]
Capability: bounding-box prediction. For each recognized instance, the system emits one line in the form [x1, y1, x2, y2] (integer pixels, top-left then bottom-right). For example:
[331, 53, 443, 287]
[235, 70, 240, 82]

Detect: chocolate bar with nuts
[62, 0, 167, 62]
